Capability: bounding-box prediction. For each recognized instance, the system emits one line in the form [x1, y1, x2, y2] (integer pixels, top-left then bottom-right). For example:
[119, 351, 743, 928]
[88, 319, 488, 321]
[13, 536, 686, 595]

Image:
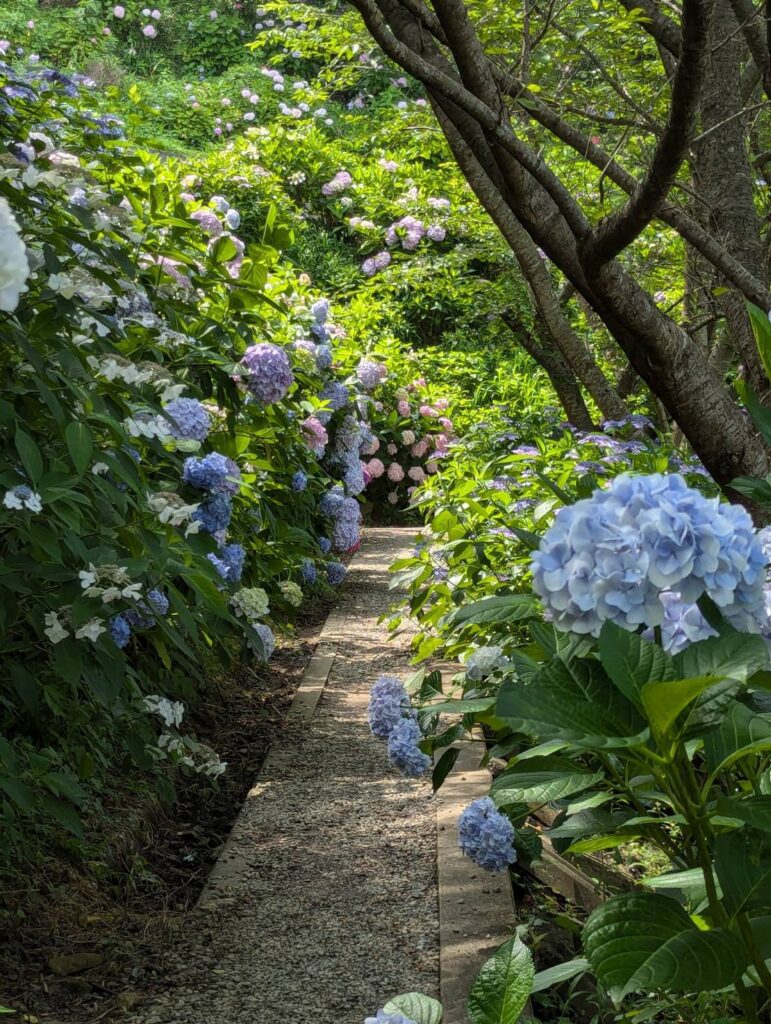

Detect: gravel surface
[126, 527, 439, 1024]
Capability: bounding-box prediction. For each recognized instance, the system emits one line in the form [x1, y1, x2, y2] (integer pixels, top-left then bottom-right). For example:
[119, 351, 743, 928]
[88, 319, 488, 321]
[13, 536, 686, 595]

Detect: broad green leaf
[641, 868, 713, 899]
[714, 831, 771, 916]
[444, 594, 539, 629]
[383, 993, 442, 1024]
[39, 795, 83, 838]
[716, 796, 771, 834]
[549, 808, 630, 840]
[583, 893, 746, 1001]
[565, 833, 633, 854]
[492, 757, 603, 806]
[674, 632, 769, 683]
[64, 421, 94, 476]
[467, 935, 534, 1024]
[497, 658, 647, 749]
[641, 675, 724, 736]
[599, 622, 674, 707]
[703, 701, 771, 774]
[424, 698, 496, 714]
[15, 428, 43, 482]
[530, 958, 590, 993]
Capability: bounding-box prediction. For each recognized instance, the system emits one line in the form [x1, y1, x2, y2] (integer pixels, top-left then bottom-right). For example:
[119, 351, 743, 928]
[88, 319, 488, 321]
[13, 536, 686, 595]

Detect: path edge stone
[435, 734, 521, 1024]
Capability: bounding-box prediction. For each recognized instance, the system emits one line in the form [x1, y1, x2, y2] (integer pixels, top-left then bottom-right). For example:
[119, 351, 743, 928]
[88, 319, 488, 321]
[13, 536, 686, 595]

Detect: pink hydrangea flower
[426, 461, 438, 474]
[387, 443, 398, 455]
[401, 430, 415, 445]
[388, 491, 399, 505]
[408, 466, 425, 482]
[397, 400, 410, 417]
[362, 436, 380, 455]
[434, 398, 449, 410]
[411, 440, 428, 458]
[387, 463, 405, 482]
[419, 404, 438, 418]
[142, 24, 157, 37]
[113, 5, 125, 17]
[301, 416, 328, 457]
[439, 417, 453, 432]
[367, 458, 385, 478]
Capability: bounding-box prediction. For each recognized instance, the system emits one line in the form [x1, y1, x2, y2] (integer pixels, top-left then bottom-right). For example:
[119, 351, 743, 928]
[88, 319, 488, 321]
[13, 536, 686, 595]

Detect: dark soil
[0, 597, 334, 1023]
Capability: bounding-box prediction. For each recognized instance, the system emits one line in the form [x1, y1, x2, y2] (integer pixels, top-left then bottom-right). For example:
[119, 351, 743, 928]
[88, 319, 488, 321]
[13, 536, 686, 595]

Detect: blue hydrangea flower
[343, 459, 365, 496]
[319, 381, 349, 414]
[333, 516, 360, 553]
[356, 358, 385, 391]
[531, 473, 768, 638]
[251, 622, 275, 661]
[224, 208, 241, 230]
[316, 344, 333, 370]
[320, 485, 346, 518]
[335, 415, 362, 454]
[327, 561, 346, 586]
[192, 493, 233, 534]
[164, 397, 210, 442]
[311, 322, 329, 344]
[318, 536, 332, 554]
[310, 297, 330, 323]
[300, 559, 318, 585]
[365, 1012, 418, 1024]
[109, 613, 131, 649]
[241, 343, 294, 403]
[458, 797, 518, 871]
[368, 675, 411, 738]
[208, 543, 246, 583]
[292, 470, 308, 492]
[387, 718, 431, 777]
[147, 589, 169, 615]
[183, 452, 240, 495]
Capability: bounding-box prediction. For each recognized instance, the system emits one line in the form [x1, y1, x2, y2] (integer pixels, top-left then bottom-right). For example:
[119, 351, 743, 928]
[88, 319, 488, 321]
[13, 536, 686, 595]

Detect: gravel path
[128, 527, 439, 1024]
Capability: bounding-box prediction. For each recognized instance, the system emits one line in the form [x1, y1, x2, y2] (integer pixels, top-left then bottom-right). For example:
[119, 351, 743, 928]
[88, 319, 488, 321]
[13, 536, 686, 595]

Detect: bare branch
[615, 0, 682, 55]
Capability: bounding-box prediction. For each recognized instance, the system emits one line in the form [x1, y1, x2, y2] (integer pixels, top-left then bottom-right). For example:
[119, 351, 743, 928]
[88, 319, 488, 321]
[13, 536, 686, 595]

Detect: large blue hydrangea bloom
[387, 718, 431, 777]
[368, 675, 412, 738]
[164, 397, 210, 442]
[241, 343, 294, 404]
[292, 470, 308, 492]
[531, 473, 767, 637]
[192, 492, 233, 534]
[458, 797, 518, 871]
[147, 589, 169, 616]
[320, 485, 346, 518]
[300, 559, 318, 585]
[333, 516, 360, 553]
[109, 613, 131, 649]
[183, 452, 240, 495]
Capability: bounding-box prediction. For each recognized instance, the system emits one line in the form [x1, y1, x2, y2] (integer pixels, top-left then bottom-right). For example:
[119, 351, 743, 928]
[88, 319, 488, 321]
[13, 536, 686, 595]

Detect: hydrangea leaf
[716, 795, 771, 834]
[530, 957, 590, 994]
[674, 632, 769, 683]
[598, 621, 675, 707]
[467, 935, 534, 1024]
[703, 700, 771, 774]
[641, 675, 727, 736]
[64, 421, 94, 477]
[491, 756, 603, 805]
[382, 993, 442, 1024]
[496, 659, 648, 749]
[583, 894, 746, 1002]
[714, 830, 771, 915]
[443, 594, 539, 629]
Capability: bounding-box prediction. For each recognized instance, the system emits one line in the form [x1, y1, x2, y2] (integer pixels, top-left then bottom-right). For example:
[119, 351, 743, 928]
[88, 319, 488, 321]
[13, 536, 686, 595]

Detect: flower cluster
[364, 1013, 418, 1024]
[387, 718, 431, 777]
[231, 586, 270, 622]
[164, 397, 211, 442]
[183, 452, 240, 494]
[464, 645, 506, 681]
[458, 797, 518, 872]
[241, 343, 294, 404]
[532, 473, 768, 637]
[356, 358, 388, 391]
[368, 675, 412, 737]
[321, 170, 352, 196]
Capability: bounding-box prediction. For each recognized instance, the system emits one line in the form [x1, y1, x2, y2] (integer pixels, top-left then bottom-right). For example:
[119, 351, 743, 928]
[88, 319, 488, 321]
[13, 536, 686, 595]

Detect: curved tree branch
[580, 0, 715, 269]
[615, 0, 682, 55]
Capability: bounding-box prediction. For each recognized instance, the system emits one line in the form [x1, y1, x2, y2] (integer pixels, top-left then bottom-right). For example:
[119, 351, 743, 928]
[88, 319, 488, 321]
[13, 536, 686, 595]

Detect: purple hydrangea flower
[192, 492, 233, 534]
[310, 297, 330, 323]
[164, 397, 210, 442]
[387, 717, 430, 777]
[183, 453, 240, 494]
[333, 516, 360, 552]
[356, 358, 387, 391]
[320, 485, 346, 518]
[365, 1012, 418, 1024]
[458, 797, 518, 871]
[292, 470, 308, 492]
[319, 381, 350, 415]
[241, 343, 294, 403]
[318, 536, 332, 554]
[316, 344, 333, 370]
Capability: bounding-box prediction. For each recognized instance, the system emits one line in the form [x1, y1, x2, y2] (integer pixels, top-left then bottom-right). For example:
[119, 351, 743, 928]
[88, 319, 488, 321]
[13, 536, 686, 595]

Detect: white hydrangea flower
[144, 694, 185, 728]
[464, 645, 505, 681]
[148, 491, 201, 531]
[3, 486, 42, 512]
[44, 611, 70, 644]
[92, 462, 111, 476]
[0, 197, 30, 313]
[75, 618, 107, 642]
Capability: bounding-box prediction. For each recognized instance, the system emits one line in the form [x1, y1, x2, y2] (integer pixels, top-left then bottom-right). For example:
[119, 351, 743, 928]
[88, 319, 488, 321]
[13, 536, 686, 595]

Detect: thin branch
[615, 0, 682, 55]
[691, 98, 771, 142]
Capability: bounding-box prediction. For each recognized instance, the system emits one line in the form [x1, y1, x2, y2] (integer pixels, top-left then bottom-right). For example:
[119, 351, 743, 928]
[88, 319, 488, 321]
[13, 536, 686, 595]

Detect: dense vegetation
[5, 0, 771, 1021]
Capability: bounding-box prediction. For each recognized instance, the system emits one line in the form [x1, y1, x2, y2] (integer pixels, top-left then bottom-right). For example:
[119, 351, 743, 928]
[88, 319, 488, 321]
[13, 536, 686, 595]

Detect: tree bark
[695, 0, 769, 393]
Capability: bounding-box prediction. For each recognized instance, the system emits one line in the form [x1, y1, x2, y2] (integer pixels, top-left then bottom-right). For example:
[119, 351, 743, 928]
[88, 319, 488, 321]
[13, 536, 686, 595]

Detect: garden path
[127, 527, 439, 1024]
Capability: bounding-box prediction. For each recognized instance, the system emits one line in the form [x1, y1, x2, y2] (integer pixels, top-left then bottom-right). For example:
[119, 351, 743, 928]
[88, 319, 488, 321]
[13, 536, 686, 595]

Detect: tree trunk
[695, 0, 768, 393]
